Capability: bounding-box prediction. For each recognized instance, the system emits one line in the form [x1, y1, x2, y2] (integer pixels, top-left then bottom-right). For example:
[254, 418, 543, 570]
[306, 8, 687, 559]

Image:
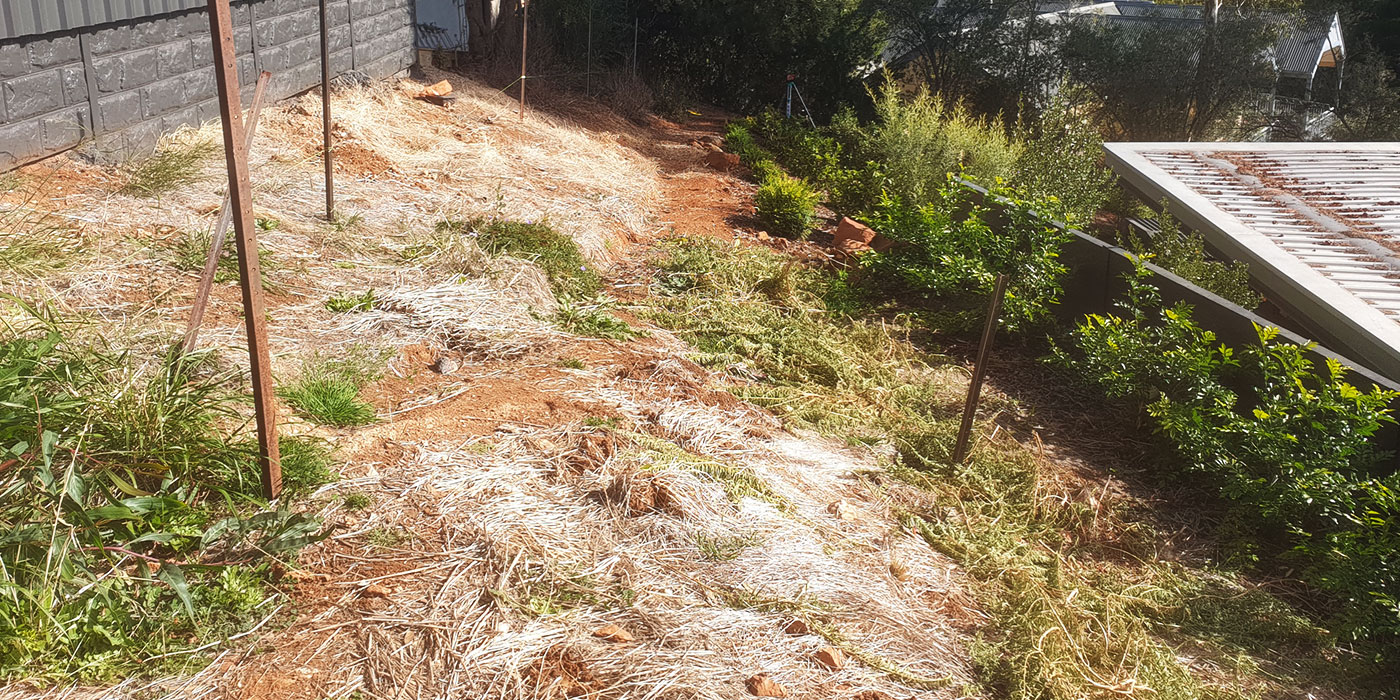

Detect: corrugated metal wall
[0, 0, 208, 40]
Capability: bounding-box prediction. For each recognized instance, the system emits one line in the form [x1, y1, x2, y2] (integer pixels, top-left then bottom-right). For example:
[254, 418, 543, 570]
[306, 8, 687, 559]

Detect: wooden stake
[952, 274, 1009, 464]
[519, 0, 529, 119]
[320, 0, 336, 220]
[183, 70, 272, 355]
[206, 0, 282, 499]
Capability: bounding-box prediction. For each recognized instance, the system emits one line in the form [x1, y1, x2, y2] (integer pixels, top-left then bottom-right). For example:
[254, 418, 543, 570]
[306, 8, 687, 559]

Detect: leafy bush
[1121, 207, 1262, 310]
[0, 301, 324, 680]
[438, 217, 601, 300]
[755, 172, 819, 239]
[1055, 264, 1400, 644]
[860, 182, 1073, 330]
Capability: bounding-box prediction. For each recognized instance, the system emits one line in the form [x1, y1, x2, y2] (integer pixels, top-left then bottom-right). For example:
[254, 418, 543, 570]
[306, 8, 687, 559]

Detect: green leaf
[156, 563, 195, 620]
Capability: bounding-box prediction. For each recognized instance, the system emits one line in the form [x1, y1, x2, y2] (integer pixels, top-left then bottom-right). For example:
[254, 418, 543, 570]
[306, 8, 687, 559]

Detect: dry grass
[0, 68, 989, 700]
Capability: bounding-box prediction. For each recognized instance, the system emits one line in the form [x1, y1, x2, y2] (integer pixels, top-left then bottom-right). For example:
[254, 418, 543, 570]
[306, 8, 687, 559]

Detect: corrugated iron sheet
[1106, 142, 1400, 380]
[0, 0, 206, 40]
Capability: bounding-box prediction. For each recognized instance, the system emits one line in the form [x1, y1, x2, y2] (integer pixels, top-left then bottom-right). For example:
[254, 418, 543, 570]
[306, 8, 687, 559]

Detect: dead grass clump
[344, 278, 563, 360]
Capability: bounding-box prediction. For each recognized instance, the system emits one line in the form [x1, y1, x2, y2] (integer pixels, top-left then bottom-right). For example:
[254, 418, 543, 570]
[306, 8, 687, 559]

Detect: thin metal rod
[320, 0, 335, 220]
[792, 82, 817, 129]
[183, 70, 272, 355]
[206, 0, 282, 500]
[586, 8, 592, 96]
[952, 274, 1009, 464]
[519, 0, 529, 119]
[632, 17, 638, 78]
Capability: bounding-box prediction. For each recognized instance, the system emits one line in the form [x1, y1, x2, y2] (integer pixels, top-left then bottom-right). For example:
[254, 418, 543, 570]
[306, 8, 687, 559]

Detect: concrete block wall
[0, 0, 415, 170]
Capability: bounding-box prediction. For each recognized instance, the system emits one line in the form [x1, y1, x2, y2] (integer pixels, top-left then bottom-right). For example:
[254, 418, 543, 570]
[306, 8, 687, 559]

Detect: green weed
[490, 562, 601, 618]
[0, 300, 325, 681]
[558, 358, 587, 370]
[0, 178, 81, 274]
[330, 211, 363, 233]
[555, 296, 643, 340]
[170, 228, 279, 289]
[342, 492, 373, 511]
[277, 437, 339, 495]
[695, 532, 762, 561]
[630, 432, 789, 510]
[325, 289, 376, 313]
[366, 527, 409, 549]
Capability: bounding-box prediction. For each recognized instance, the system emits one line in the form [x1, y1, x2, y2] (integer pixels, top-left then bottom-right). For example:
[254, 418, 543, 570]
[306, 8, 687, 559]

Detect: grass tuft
[438, 217, 601, 299]
[119, 136, 220, 197]
[280, 347, 385, 427]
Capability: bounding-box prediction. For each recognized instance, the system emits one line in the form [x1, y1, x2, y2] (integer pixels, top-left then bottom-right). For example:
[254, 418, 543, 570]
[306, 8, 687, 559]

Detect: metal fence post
[205, 0, 282, 500]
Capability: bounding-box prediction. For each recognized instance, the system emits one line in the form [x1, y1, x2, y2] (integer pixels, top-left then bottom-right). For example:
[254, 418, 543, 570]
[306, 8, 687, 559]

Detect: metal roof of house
[1105, 142, 1400, 380]
[1042, 2, 1342, 79]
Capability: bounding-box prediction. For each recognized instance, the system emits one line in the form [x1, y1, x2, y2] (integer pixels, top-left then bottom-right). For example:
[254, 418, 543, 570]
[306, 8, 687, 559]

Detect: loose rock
[814, 646, 846, 670]
[746, 673, 787, 697]
[783, 618, 810, 636]
[592, 623, 636, 643]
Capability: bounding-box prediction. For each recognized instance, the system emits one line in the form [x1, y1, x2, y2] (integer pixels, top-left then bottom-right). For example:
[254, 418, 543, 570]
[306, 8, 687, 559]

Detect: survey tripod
[784, 74, 818, 129]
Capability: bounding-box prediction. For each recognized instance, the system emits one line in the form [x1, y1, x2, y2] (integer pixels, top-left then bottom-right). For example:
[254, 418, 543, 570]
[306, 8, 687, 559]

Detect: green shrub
[824, 160, 886, 218]
[438, 217, 600, 300]
[1122, 207, 1262, 310]
[725, 123, 766, 167]
[1012, 82, 1116, 224]
[1055, 264, 1400, 645]
[866, 81, 1021, 207]
[861, 182, 1072, 330]
[750, 158, 784, 183]
[755, 172, 819, 239]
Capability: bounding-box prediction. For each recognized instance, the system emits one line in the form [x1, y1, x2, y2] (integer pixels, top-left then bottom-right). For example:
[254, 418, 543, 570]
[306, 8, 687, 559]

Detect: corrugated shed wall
[0, 0, 208, 40]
